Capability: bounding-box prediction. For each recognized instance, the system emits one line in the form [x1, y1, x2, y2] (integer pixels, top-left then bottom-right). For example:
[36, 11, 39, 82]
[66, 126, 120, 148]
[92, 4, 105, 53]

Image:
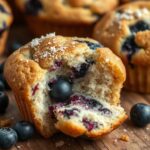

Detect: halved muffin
[4, 33, 127, 138]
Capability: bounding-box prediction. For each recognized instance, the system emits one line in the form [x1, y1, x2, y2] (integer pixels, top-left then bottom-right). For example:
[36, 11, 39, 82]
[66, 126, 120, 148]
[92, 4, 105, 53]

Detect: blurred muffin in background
[93, 1, 150, 93]
[6, 0, 23, 23]
[15, 0, 119, 37]
[0, 0, 13, 55]
[120, 0, 149, 4]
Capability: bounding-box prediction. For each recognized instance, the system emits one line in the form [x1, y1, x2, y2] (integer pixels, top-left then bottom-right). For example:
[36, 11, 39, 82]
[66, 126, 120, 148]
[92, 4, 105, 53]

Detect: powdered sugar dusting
[30, 33, 56, 48]
[115, 8, 150, 21]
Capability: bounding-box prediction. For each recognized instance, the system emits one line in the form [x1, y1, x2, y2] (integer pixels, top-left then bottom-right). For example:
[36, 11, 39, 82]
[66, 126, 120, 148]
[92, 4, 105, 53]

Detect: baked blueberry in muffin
[93, 1, 150, 93]
[4, 33, 127, 138]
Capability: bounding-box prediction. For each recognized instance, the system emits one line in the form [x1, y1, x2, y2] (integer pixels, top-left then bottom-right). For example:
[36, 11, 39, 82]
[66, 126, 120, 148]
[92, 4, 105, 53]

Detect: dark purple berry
[100, 108, 112, 115]
[130, 103, 150, 127]
[0, 62, 4, 73]
[13, 121, 35, 141]
[0, 128, 18, 149]
[75, 40, 102, 50]
[122, 35, 140, 61]
[63, 108, 79, 119]
[87, 99, 103, 109]
[0, 80, 5, 91]
[73, 63, 90, 78]
[130, 21, 150, 33]
[0, 91, 9, 114]
[82, 118, 98, 131]
[25, 0, 42, 15]
[0, 74, 10, 90]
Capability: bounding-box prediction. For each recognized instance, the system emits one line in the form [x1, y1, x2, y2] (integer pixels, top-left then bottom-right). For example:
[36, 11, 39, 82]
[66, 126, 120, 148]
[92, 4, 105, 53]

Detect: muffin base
[0, 31, 9, 56]
[125, 65, 150, 93]
[26, 17, 94, 37]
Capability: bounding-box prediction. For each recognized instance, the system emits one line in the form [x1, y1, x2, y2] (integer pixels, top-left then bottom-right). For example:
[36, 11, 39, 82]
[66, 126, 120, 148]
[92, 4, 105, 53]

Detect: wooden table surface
[0, 90, 149, 150]
[0, 25, 150, 150]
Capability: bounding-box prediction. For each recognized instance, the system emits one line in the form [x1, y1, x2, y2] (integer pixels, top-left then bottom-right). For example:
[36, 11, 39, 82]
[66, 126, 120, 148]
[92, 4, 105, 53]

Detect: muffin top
[15, 0, 119, 25]
[93, 1, 150, 66]
[0, 0, 13, 35]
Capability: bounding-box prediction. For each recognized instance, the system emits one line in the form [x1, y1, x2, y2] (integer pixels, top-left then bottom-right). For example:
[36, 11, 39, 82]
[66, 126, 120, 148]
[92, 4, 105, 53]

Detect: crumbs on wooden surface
[119, 134, 129, 142]
[55, 141, 65, 148]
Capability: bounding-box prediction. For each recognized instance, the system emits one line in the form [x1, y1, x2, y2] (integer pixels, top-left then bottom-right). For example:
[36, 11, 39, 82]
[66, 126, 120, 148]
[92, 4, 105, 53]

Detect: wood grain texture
[0, 90, 149, 150]
[0, 25, 150, 150]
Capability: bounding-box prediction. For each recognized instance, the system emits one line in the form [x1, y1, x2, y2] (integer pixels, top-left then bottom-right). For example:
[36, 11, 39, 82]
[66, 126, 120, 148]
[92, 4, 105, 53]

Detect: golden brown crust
[56, 113, 127, 138]
[4, 34, 126, 138]
[93, 1, 150, 66]
[15, 0, 119, 25]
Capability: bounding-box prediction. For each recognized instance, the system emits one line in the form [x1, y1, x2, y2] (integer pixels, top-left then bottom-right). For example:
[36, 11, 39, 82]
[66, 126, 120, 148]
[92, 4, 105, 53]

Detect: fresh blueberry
[49, 77, 72, 102]
[0, 62, 4, 73]
[0, 127, 18, 149]
[130, 103, 150, 127]
[13, 121, 35, 141]
[0, 80, 5, 91]
[122, 35, 140, 61]
[0, 91, 9, 114]
[0, 74, 10, 90]
[25, 0, 43, 15]
[130, 21, 150, 33]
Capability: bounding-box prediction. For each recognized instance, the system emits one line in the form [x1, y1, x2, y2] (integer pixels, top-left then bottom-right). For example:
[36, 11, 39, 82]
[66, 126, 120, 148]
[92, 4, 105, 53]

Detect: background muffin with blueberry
[15, 0, 119, 37]
[0, 0, 13, 55]
[93, 1, 150, 93]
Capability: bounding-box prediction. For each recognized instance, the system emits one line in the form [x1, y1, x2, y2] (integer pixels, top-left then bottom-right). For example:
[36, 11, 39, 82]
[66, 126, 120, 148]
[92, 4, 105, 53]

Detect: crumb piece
[123, 129, 127, 132]
[113, 138, 118, 145]
[0, 118, 13, 127]
[16, 145, 22, 149]
[55, 141, 65, 148]
[119, 134, 129, 142]
[146, 127, 149, 131]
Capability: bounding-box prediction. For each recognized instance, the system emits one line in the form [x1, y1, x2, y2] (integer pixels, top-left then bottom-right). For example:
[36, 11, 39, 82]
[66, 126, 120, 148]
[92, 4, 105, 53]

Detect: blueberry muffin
[93, 1, 150, 93]
[0, 0, 13, 55]
[4, 33, 127, 138]
[120, 0, 149, 4]
[15, 0, 119, 37]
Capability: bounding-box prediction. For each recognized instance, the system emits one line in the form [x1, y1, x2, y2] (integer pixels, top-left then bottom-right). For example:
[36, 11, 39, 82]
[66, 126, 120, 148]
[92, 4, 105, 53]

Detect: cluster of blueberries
[0, 43, 35, 149]
[122, 21, 150, 62]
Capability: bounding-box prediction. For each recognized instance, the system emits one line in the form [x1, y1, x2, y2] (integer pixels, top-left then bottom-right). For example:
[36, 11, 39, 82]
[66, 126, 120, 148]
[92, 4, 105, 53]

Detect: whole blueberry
[0, 128, 18, 149]
[49, 78, 72, 102]
[0, 91, 9, 114]
[0, 62, 4, 73]
[13, 121, 35, 141]
[0, 80, 5, 91]
[130, 103, 150, 127]
[25, 0, 43, 15]
[0, 74, 10, 90]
